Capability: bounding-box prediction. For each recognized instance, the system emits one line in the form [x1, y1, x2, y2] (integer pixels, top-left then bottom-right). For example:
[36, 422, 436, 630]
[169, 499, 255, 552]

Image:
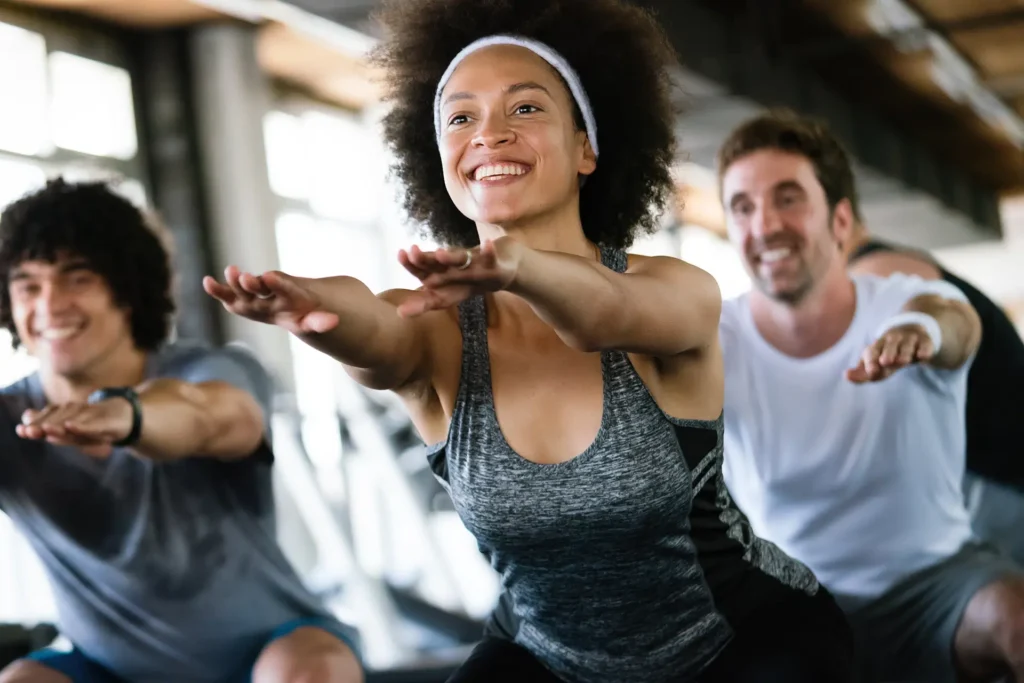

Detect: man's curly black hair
[0, 178, 175, 351]
[373, 0, 679, 249]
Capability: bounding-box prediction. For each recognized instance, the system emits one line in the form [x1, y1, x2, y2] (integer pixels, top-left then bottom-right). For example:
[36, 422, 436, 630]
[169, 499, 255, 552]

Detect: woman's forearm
[296, 276, 407, 365]
[505, 248, 720, 356]
[505, 249, 623, 351]
[296, 275, 430, 389]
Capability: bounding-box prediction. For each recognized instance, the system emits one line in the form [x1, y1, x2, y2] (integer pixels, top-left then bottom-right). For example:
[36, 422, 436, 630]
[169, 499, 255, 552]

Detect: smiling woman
[373, 0, 676, 250]
[433, 42, 598, 239]
[208, 1, 856, 681]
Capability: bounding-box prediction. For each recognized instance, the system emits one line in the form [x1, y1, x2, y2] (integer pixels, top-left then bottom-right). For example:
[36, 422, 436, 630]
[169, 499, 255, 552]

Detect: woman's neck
[476, 200, 596, 260]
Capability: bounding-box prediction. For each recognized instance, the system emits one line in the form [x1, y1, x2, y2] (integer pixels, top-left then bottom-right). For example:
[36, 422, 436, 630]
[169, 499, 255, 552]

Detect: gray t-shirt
[0, 342, 341, 682]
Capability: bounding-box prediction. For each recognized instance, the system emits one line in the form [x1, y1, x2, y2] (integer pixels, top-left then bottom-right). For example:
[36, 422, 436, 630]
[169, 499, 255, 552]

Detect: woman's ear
[577, 135, 597, 177]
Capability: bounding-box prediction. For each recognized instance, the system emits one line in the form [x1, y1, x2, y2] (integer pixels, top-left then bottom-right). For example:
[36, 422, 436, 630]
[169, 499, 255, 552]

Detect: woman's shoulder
[624, 252, 720, 296]
[624, 251, 706, 273]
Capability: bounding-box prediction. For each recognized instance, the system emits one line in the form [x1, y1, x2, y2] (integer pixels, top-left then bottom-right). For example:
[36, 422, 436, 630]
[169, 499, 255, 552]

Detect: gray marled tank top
[427, 246, 818, 683]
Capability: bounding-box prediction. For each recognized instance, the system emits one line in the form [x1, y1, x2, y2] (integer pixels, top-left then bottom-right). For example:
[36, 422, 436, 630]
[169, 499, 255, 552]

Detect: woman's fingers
[397, 290, 444, 318]
[407, 245, 458, 274]
[399, 243, 497, 284]
[203, 276, 237, 305]
[204, 269, 286, 319]
[433, 247, 474, 269]
[224, 265, 249, 296]
[261, 271, 313, 305]
[398, 249, 431, 281]
[238, 271, 271, 298]
[397, 284, 474, 317]
[406, 245, 433, 270]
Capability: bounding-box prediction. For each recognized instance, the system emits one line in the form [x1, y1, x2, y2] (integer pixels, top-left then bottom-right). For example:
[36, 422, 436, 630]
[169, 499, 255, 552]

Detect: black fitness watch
[87, 386, 143, 447]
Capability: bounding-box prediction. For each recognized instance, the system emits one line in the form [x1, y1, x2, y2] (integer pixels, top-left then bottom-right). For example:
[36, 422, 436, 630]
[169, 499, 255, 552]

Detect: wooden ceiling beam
[256, 21, 380, 111]
[800, 0, 1024, 196]
[8, 0, 225, 27]
[909, 0, 1024, 24]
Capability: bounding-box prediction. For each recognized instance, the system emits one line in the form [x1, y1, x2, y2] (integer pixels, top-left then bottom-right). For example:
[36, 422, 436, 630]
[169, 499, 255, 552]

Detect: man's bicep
[851, 252, 941, 280]
[906, 292, 970, 318]
[878, 273, 968, 317]
[907, 279, 967, 306]
[174, 347, 274, 434]
[180, 346, 270, 396]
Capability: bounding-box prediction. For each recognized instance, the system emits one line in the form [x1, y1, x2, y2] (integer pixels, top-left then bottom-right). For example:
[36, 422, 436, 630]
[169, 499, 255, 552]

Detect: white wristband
[874, 312, 942, 353]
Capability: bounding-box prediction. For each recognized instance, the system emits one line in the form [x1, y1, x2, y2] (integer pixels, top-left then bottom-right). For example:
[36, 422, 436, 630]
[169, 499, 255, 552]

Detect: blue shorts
[25, 617, 361, 683]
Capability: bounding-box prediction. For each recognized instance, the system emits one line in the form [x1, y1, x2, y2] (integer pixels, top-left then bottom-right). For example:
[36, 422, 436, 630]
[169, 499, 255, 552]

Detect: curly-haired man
[0, 179, 361, 683]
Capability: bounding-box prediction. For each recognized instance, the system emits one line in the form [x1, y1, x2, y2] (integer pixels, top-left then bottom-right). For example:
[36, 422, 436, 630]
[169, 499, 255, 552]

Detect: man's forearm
[506, 249, 621, 351]
[130, 379, 264, 461]
[903, 295, 981, 369]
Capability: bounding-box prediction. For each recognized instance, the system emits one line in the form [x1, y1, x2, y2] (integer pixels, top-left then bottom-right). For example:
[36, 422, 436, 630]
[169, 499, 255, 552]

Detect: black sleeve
[960, 306, 1024, 491]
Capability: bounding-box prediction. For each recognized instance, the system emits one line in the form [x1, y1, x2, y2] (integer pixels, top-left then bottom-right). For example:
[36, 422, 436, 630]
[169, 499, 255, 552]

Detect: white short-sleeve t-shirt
[720, 273, 975, 600]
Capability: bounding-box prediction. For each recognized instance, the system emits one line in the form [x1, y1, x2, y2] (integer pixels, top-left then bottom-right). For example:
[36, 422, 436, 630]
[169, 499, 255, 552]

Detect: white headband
[433, 34, 599, 157]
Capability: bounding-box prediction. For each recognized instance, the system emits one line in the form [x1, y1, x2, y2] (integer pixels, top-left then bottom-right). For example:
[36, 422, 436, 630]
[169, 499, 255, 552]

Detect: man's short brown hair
[717, 109, 862, 222]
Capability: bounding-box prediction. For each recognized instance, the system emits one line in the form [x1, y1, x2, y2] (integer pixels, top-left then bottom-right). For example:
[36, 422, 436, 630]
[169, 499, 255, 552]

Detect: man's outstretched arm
[848, 282, 980, 383]
[18, 350, 269, 461]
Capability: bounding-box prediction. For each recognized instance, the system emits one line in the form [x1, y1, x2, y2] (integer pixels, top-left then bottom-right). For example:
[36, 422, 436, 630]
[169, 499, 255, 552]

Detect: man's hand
[16, 399, 134, 458]
[203, 266, 340, 335]
[846, 324, 935, 383]
[396, 237, 524, 318]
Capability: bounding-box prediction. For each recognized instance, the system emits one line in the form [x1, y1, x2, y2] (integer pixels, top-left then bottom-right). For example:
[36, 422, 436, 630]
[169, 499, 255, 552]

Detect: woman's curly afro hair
[0, 178, 175, 351]
[373, 0, 679, 249]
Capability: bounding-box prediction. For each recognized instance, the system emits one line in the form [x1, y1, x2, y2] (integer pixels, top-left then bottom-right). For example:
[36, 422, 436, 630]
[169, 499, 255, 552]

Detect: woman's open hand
[397, 237, 524, 317]
[203, 266, 340, 335]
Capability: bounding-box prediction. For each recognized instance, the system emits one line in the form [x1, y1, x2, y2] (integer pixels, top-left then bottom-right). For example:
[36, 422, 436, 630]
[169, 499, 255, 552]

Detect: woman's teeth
[474, 164, 528, 181]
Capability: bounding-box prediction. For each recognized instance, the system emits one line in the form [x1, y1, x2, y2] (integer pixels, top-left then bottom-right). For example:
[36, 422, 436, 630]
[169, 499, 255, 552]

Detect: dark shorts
[964, 473, 1024, 565]
[459, 585, 855, 682]
[25, 617, 361, 683]
[834, 540, 1024, 683]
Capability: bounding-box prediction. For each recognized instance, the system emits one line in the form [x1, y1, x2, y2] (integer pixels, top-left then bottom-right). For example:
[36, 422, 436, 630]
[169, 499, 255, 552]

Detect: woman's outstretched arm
[204, 266, 433, 391]
[508, 249, 720, 355]
[397, 237, 721, 357]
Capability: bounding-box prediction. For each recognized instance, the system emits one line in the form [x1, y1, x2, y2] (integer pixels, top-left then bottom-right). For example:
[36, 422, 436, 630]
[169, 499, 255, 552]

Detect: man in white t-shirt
[715, 110, 1024, 683]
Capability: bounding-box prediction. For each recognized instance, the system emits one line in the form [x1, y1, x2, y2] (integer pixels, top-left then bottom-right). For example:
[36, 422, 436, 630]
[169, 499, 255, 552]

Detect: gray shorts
[834, 541, 1022, 683]
[965, 473, 1024, 565]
